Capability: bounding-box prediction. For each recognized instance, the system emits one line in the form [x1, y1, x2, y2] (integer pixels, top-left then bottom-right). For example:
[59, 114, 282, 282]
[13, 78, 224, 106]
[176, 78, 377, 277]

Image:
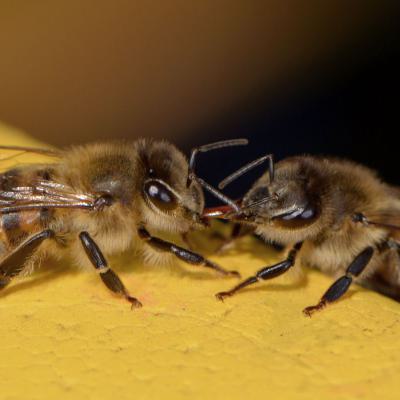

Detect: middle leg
[216, 242, 303, 300]
[138, 227, 240, 277]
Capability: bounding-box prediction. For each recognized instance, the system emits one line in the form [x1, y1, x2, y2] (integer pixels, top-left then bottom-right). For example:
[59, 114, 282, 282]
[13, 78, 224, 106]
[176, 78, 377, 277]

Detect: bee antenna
[222, 195, 276, 219]
[194, 176, 241, 213]
[186, 138, 248, 187]
[239, 195, 276, 211]
[218, 154, 274, 190]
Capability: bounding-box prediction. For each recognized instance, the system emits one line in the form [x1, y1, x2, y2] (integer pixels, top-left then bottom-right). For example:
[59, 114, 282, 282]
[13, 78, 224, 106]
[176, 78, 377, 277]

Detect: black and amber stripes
[0, 167, 54, 250]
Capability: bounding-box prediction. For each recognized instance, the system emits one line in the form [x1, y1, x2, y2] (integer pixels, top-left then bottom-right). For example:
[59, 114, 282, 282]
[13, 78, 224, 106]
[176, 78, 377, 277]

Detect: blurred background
[1, 1, 399, 202]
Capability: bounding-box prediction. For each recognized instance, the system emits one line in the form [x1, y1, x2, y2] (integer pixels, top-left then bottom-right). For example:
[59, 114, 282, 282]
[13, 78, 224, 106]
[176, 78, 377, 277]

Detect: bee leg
[138, 227, 240, 277]
[79, 232, 142, 308]
[0, 229, 54, 289]
[215, 223, 254, 254]
[303, 246, 374, 317]
[215, 242, 303, 300]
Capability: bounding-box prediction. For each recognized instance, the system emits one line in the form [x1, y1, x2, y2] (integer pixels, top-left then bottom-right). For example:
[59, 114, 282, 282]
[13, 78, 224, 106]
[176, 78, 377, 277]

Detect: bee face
[142, 177, 205, 226]
[240, 161, 319, 228]
[139, 140, 205, 232]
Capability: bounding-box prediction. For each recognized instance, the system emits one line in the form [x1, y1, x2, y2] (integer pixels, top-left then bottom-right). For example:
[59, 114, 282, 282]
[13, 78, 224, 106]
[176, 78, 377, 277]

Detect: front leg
[79, 231, 142, 308]
[138, 227, 240, 277]
[216, 242, 303, 300]
[303, 246, 374, 317]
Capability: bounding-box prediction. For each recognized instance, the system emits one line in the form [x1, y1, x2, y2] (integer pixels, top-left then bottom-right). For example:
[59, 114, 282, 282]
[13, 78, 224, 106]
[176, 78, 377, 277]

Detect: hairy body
[0, 139, 240, 306]
[215, 155, 400, 314]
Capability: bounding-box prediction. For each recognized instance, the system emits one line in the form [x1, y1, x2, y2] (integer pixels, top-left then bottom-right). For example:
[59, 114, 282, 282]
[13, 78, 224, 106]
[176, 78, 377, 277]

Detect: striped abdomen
[0, 167, 54, 257]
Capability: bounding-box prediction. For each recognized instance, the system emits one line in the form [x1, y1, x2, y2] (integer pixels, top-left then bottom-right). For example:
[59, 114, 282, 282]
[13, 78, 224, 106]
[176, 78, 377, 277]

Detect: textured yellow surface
[1, 122, 400, 400]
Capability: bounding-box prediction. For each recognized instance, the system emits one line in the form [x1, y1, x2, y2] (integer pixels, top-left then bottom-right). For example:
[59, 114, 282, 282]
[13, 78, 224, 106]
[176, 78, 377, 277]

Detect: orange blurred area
[0, 1, 398, 146]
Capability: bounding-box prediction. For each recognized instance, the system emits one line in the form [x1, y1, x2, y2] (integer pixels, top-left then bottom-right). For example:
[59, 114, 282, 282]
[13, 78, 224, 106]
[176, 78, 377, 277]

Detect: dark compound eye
[144, 180, 177, 211]
[273, 203, 318, 229]
[280, 205, 315, 221]
[300, 205, 315, 219]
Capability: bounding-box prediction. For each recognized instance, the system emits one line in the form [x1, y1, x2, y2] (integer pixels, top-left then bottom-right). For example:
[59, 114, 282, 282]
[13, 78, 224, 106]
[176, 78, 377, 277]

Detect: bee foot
[215, 291, 232, 302]
[127, 296, 143, 309]
[227, 270, 241, 278]
[206, 260, 240, 278]
[303, 302, 325, 317]
[217, 269, 241, 278]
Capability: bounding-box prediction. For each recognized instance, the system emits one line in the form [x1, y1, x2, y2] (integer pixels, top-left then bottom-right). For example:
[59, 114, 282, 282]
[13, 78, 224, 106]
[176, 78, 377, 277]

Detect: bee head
[139, 139, 246, 233]
[219, 156, 321, 231]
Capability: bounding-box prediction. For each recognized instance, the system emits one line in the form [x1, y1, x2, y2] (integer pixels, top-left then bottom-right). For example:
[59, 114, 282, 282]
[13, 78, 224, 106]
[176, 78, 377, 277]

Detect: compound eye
[300, 205, 315, 219]
[281, 208, 303, 220]
[281, 205, 315, 220]
[144, 180, 178, 211]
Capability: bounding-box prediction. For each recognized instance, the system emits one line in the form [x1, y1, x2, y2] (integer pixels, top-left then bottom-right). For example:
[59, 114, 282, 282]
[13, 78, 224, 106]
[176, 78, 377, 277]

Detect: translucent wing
[360, 212, 400, 243]
[0, 145, 99, 214]
[359, 185, 400, 237]
[0, 145, 61, 167]
[0, 145, 60, 157]
[0, 180, 96, 214]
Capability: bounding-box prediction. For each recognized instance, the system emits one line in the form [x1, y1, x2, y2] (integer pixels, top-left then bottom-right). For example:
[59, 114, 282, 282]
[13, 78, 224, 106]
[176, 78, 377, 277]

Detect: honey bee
[209, 154, 400, 316]
[0, 139, 246, 307]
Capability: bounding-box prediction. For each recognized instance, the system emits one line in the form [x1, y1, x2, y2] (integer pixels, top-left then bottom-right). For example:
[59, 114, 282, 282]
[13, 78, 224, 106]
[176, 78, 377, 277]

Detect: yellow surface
[1, 122, 400, 400]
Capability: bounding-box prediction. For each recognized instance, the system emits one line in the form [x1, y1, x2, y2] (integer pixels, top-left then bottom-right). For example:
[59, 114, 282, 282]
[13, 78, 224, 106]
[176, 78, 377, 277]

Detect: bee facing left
[0, 139, 245, 307]
[210, 153, 400, 316]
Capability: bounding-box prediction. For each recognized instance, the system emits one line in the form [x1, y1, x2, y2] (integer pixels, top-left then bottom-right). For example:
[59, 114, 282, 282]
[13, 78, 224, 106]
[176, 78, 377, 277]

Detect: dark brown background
[1, 1, 399, 205]
[1, 1, 398, 146]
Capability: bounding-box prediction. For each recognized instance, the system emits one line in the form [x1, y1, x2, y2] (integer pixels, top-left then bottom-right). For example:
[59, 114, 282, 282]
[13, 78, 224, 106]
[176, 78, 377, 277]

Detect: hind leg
[0, 229, 54, 289]
[303, 246, 374, 316]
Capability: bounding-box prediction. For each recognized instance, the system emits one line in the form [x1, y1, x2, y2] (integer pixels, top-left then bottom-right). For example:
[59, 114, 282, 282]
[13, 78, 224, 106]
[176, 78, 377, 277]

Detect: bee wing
[0, 145, 95, 213]
[0, 145, 61, 166]
[0, 180, 96, 214]
[360, 209, 400, 243]
[372, 186, 400, 234]
[0, 145, 60, 156]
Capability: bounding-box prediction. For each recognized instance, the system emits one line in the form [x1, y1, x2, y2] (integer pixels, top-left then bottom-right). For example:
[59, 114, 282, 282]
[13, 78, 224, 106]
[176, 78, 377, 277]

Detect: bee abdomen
[0, 167, 55, 251]
[0, 210, 44, 250]
[0, 169, 21, 191]
[1, 212, 27, 246]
